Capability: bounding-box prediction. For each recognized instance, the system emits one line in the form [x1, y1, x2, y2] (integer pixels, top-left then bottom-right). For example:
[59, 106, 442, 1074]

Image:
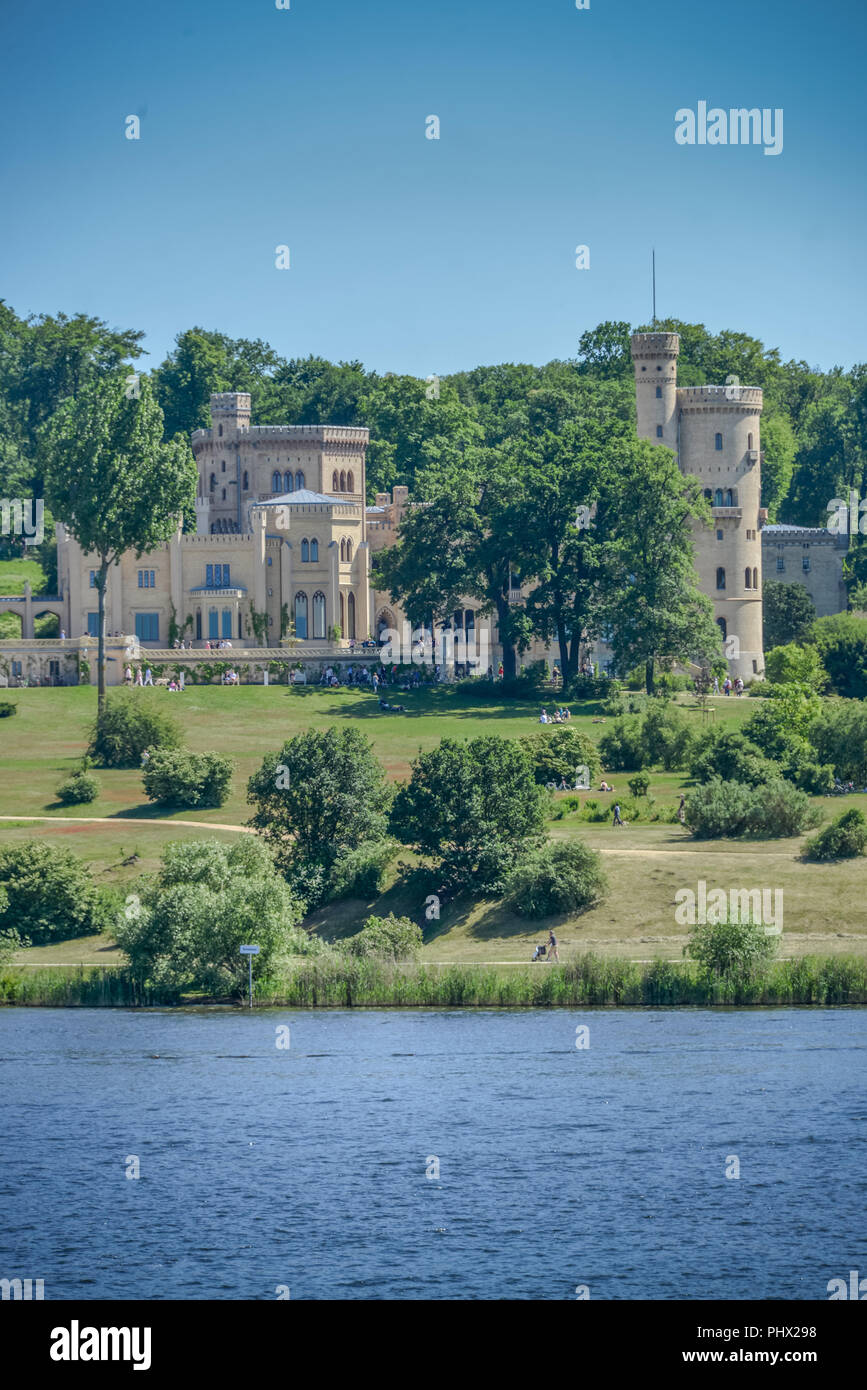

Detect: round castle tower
[631, 333, 765, 682]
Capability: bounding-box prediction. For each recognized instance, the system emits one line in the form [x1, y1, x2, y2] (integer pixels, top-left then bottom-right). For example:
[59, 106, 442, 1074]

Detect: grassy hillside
[1, 684, 864, 965]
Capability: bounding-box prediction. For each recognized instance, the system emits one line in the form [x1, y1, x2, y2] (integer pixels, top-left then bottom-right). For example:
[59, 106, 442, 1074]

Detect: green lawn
[2, 684, 865, 964]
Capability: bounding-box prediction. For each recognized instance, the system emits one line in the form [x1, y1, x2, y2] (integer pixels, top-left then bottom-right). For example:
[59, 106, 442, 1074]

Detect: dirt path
[0, 814, 253, 833]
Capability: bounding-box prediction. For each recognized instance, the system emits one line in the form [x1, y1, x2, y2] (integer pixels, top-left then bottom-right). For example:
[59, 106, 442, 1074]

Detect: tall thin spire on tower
[652, 249, 657, 325]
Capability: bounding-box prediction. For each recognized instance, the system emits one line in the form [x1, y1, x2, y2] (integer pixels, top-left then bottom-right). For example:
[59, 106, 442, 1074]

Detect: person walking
[613, 802, 624, 827]
[135, 667, 143, 686]
[547, 928, 560, 963]
[143, 667, 153, 686]
[678, 794, 686, 825]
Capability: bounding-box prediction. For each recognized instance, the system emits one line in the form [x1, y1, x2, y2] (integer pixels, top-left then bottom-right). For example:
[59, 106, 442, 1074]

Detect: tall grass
[254, 952, 867, 1008]
[2, 954, 866, 1008]
[0, 967, 178, 1007]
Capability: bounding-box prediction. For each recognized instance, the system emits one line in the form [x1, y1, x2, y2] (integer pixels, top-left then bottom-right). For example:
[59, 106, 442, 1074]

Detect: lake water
[1, 1007, 864, 1300]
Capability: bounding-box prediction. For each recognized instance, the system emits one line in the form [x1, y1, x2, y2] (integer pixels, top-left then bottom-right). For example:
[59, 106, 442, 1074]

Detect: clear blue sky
[1, 0, 864, 375]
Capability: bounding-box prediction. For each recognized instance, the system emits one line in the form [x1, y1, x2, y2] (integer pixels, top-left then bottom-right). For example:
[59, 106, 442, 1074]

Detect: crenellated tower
[631, 332, 765, 681]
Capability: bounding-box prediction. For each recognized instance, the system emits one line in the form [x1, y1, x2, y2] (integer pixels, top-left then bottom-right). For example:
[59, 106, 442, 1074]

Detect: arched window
[339, 470, 346, 491]
[724, 489, 733, 507]
[347, 591, 356, 639]
[345, 538, 352, 561]
[294, 592, 308, 640]
[704, 488, 713, 500]
[745, 568, 752, 589]
[716, 568, 726, 590]
[339, 538, 345, 561]
[753, 568, 758, 590]
[332, 470, 339, 490]
[714, 489, 723, 506]
[717, 617, 727, 641]
[301, 538, 309, 563]
[284, 471, 292, 492]
[312, 591, 326, 639]
[295, 470, 304, 490]
[310, 539, 318, 562]
[715, 433, 723, 450]
[347, 470, 354, 492]
[210, 474, 216, 491]
[272, 471, 281, 492]
[242, 471, 248, 490]
[339, 592, 345, 632]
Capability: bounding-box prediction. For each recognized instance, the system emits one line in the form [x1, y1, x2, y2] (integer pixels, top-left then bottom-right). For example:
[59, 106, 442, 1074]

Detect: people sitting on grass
[599, 780, 614, 792]
[539, 709, 550, 724]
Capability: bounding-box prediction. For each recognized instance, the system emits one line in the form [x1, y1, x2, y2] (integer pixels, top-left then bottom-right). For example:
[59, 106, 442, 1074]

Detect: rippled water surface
[1, 1007, 864, 1299]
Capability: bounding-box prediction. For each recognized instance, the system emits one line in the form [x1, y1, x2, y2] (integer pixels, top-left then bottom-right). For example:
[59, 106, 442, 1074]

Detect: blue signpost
[239, 944, 260, 1008]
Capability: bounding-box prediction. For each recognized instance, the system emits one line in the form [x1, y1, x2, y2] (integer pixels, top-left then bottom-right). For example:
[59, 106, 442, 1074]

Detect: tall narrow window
[747, 433, 753, 449]
[716, 567, 726, 590]
[208, 609, 218, 640]
[221, 609, 232, 639]
[284, 471, 292, 492]
[221, 460, 226, 473]
[656, 425, 663, 438]
[753, 567, 759, 588]
[272, 470, 281, 491]
[655, 386, 662, 398]
[777, 555, 785, 571]
[347, 591, 356, 639]
[296, 470, 305, 490]
[347, 470, 354, 491]
[301, 539, 309, 563]
[745, 568, 752, 589]
[206, 564, 214, 587]
[715, 433, 723, 450]
[311, 539, 318, 562]
[345, 538, 352, 561]
[242, 471, 248, 490]
[339, 470, 346, 491]
[717, 617, 727, 641]
[312, 591, 326, 639]
[210, 474, 216, 490]
[294, 592, 308, 640]
[195, 611, 202, 640]
[724, 489, 733, 507]
[332, 470, 339, 490]
[714, 489, 723, 506]
[339, 592, 345, 633]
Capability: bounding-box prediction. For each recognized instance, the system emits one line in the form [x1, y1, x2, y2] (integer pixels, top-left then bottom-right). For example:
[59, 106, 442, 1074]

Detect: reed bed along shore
[3, 953, 867, 1007]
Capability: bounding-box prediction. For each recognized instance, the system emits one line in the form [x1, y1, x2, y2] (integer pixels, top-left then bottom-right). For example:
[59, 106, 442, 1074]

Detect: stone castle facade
[3, 345, 780, 684]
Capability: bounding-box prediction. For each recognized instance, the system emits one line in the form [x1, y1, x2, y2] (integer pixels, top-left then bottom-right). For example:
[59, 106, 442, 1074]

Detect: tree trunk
[645, 656, 656, 696]
[495, 595, 517, 678]
[97, 556, 110, 714]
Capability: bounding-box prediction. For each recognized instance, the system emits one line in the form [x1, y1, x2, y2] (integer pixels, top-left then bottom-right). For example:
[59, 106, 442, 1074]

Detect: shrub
[764, 642, 827, 688]
[56, 771, 100, 805]
[685, 777, 822, 840]
[810, 612, 867, 699]
[804, 809, 867, 862]
[690, 730, 779, 788]
[520, 726, 601, 787]
[327, 839, 396, 900]
[0, 700, 17, 717]
[507, 839, 608, 918]
[115, 838, 312, 996]
[343, 913, 422, 959]
[640, 701, 694, 770]
[563, 672, 616, 700]
[808, 700, 867, 783]
[627, 771, 650, 797]
[598, 717, 647, 770]
[685, 916, 778, 979]
[0, 843, 111, 946]
[88, 690, 182, 767]
[142, 748, 233, 808]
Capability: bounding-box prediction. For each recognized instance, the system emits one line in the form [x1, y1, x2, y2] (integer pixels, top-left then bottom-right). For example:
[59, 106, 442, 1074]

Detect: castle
[0, 339, 767, 684]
